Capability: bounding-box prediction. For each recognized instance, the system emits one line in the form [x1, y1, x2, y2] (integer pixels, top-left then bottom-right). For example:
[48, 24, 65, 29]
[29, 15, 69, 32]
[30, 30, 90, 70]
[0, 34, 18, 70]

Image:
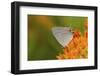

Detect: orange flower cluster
[56, 30, 88, 59]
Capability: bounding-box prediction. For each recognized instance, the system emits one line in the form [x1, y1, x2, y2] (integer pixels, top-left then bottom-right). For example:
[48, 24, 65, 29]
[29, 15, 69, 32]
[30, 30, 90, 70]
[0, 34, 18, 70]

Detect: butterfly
[52, 27, 73, 48]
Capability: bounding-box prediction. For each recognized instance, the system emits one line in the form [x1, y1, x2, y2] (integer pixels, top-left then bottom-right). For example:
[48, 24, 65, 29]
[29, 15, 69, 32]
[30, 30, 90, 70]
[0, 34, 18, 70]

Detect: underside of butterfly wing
[52, 27, 73, 47]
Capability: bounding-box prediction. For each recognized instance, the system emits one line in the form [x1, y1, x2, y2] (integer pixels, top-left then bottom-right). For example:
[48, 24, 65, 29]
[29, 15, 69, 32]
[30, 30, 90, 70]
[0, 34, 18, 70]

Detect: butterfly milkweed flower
[57, 31, 88, 59]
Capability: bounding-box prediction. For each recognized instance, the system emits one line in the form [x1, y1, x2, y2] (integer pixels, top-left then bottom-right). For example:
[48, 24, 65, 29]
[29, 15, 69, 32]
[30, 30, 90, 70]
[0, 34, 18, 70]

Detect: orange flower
[57, 30, 88, 59]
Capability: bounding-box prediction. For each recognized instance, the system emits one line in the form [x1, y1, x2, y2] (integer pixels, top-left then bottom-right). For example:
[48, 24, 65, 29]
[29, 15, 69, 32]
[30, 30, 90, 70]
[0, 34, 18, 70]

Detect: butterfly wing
[52, 27, 73, 47]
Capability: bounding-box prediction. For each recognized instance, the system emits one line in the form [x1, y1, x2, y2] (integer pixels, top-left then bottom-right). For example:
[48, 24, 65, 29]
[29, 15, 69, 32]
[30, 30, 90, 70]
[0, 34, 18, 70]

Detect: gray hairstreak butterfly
[52, 27, 73, 47]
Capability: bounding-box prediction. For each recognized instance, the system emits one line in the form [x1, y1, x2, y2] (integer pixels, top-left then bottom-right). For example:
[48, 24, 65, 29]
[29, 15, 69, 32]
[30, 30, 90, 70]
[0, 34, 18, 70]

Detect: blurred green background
[28, 15, 87, 61]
